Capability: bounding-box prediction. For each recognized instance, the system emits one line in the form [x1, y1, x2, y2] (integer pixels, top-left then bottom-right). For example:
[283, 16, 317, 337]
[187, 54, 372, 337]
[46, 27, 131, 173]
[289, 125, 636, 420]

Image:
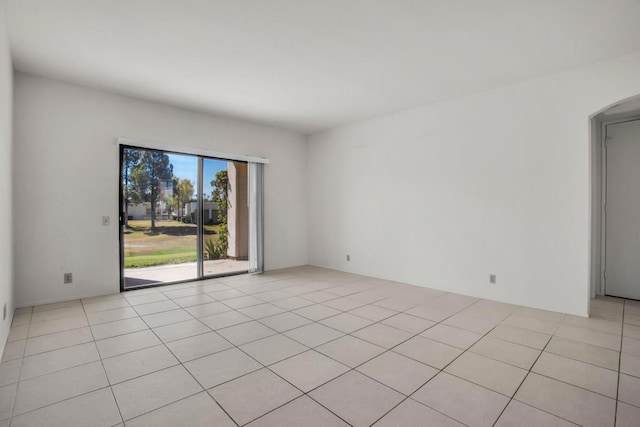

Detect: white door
[605, 119, 640, 300]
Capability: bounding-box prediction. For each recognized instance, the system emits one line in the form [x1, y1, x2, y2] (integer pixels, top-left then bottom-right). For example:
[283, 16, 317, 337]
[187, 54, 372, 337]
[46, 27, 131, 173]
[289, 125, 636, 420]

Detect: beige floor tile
[96, 329, 162, 359]
[13, 361, 108, 416]
[86, 307, 139, 325]
[0, 383, 16, 420]
[112, 365, 202, 421]
[245, 395, 349, 427]
[621, 351, 640, 377]
[357, 351, 437, 395]
[32, 300, 81, 313]
[208, 289, 246, 300]
[240, 333, 308, 365]
[316, 335, 385, 368]
[161, 287, 202, 299]
[237, 303, 285, 319]
[544, 336, 619, 371]
[502, 313, 561, 335]
[27, 315, 88, 338]
[445, 351, 527, 397]
[91, 317, 148, 340]
[293, 304, 341, 321]
[515, 373, 615, 427]
[24, 326, 94, 356]
[381, 313, 436, 334]
[217, 321, 276, 346]
[352, 323, 412, 349]
[132, 300, 179, 316]
[30, 305, 86, 323]
[555, 324, 620, 351]
[443, 312, 502, 335]
[209, 368, 302, 425]
[470, 336, 540, 369]
[10, 313, 31, 327]
[222, 295, 264, 309]
[165, 331, 232, 363]
[533, 352, 618, 398]
[563, 315, 622, 335]
[624, 313, 640, 327]
[251, 290, 289, 302]
[375, 398, 464, 427]
[394, 336, 462, 369]
[125, 292, 168, 306]
[0, 360, 21, 387]
[171, 293, 216, 308]
[310, 370, 404, 427]
[259, 312, 312, 332]
[494, 400, 577, 427]
[7, 325, 28, 342]
[81, 293, 123, 304]
[82, 299, 131, 314]
[421, 324, 482, 349]
[512, 306, 567, 323]
[9, 388, 121, 427]
[271, 350, 349, 392]
[406, 304, 455, 322]
[285, 323, 344, 347]
[323, 297, 367, 312]
[152, 318, 210, 342]
[622, 336, 640, 355]
[125, 392, 234, 427]
[199, 310, 252, 330]
[624, 323, 640, 340]
[348, 304, 396, 322]
[320, 312, 373, 333]
[103, 344, 178, 384]
[141, 309, 193, 328]
[375, 296, 422, 312]
[1, 340, 25, 362]
[489, 324, 551, 350]
[300, 290, 339, 303]
[271, 296, 314, 310]
[412, 372, 509, 427]
[21, 342, 100, 380]
[616, 402, 640, 427]
[184, 347, 261, 389]
[184, 301, 232, 318]
[618, 373, 640, 407]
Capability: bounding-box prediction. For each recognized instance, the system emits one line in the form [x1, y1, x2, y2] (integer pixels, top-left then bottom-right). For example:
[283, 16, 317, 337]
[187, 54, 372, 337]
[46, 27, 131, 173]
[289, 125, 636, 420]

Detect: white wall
[13, 73, 308, 307]
[308, 52, 640, 317]
[0, 6, 13, 357]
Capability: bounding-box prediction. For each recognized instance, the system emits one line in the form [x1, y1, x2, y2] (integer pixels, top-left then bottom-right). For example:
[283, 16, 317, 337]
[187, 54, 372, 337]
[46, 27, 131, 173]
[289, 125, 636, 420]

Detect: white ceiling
[3, 0, 640, 134]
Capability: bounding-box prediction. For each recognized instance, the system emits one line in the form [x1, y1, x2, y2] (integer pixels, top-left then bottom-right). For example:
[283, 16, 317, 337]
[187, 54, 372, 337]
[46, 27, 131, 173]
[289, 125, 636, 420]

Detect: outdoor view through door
[120, 146, 251, 289]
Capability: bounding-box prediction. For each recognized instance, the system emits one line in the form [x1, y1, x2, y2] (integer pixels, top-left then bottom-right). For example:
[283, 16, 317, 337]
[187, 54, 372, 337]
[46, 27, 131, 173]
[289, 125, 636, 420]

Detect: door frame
[117, 140, 263, 291]
[599, 116, 640, 297]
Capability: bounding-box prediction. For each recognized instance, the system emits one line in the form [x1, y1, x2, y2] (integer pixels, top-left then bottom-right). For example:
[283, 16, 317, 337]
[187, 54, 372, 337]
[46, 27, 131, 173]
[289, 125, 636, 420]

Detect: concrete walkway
[124, 259, 249, 287]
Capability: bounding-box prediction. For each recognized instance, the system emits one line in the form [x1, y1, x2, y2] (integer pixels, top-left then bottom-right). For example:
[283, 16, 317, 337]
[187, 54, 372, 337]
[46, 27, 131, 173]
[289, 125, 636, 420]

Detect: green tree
[171, 178, 194, 221]
[122, 148, 140, 227]
[131, 151, 173, 230]
[211, 170, 228, 257]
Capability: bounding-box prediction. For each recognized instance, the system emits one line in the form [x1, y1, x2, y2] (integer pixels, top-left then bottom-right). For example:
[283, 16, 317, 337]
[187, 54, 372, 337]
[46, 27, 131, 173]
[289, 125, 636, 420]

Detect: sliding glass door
[119, 145, 255, 290]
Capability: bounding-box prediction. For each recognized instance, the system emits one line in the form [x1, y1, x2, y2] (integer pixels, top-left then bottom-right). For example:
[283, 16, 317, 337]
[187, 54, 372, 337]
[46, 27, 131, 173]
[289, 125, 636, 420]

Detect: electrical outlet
[102, 216, 110, 226]
[346, 254, 350, 261]
[64, 273, 73, 284]
[489, 274, 496, 284]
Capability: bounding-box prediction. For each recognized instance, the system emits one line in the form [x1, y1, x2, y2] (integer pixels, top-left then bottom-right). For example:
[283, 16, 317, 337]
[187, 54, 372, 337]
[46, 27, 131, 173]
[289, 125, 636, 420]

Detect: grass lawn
[124, 220, 220, 268]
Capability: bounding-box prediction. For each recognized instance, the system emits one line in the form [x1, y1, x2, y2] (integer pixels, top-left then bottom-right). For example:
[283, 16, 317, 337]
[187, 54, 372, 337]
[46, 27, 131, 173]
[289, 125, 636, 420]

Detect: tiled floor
[1, 266, 640, 426]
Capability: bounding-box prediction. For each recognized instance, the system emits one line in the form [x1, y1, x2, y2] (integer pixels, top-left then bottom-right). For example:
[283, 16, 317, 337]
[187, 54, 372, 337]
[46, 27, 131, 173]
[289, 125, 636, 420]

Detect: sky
[168, 153, 227, 200]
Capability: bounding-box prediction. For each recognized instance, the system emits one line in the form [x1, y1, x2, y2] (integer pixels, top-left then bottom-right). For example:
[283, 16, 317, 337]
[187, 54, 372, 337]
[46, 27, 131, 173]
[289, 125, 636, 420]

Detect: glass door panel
[121, 147, 199, 288]
[202, 159, 250, 277]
